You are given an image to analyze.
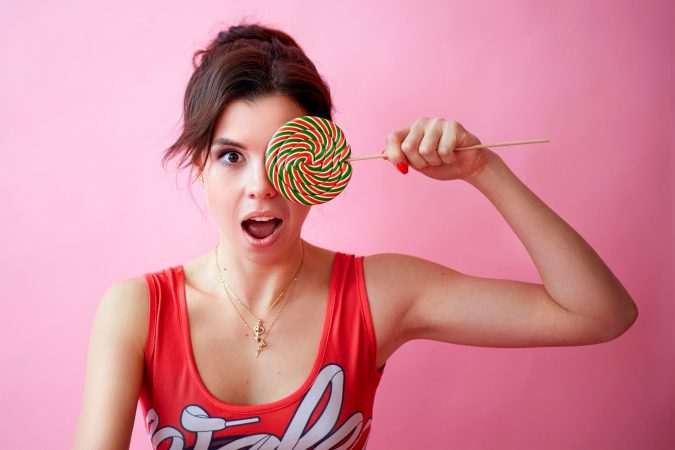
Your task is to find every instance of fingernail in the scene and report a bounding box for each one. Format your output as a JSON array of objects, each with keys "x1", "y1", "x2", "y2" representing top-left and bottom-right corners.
[{"x1": 396, "y1": 162, "x2": 409, "y2": 174}]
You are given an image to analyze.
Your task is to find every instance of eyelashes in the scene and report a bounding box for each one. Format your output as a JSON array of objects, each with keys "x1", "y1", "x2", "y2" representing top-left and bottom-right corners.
[{"x1": 218, "y1": 149, "x2": 245, "y2": 165}]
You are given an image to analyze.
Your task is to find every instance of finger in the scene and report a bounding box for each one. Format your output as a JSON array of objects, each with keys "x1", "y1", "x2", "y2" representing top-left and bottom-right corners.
[
  {"x1": 385, "y1": 127, "x2": 409, "y2": 167},
  {"x1": 417, "y1": 118, "x2": 444, "y2": 166},
  {"x1": 401, "y1": 117, "x2": 430, "y2": 169},
  {"x1": 437, "y1": 121, "x2": 460, "y2": 164}
]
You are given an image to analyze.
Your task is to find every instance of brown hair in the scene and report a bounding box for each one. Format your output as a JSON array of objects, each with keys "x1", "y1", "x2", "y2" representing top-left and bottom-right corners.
[{"x1": 163, "y1": 24, "x2": 333, "y2": 178}]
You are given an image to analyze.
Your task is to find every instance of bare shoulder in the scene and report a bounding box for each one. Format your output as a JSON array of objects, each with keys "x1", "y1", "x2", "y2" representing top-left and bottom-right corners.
[
  {"x1": 103, "y1": 275, "x2": 149, "y2": 302},
  {"x1": 363, "y1": 252, "x2": 438, "y2": 276},
  {"x1": 94, "y1": 276, "x2": 149, "y2": 357},
  {"x1": 72, "y1": 276, "x2": 149, "y2": 449},
  {"x1": 361, "y1": 253, "x2": 430, "y2": 366},
  {"x1": 362, "y1": 252, "x2": 441, "y2": 300},
  {"x1": 361, "y1": 252, "x2": 441, "y2": 319}
]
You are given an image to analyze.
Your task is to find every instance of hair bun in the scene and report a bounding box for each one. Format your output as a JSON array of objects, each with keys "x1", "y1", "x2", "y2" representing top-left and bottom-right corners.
[
  {"x1": 166, "y1": 22, "x2": 333, "y2": 173},
  {"x1": 216, "y1": 24, "x2": 298, "y2": 48}
]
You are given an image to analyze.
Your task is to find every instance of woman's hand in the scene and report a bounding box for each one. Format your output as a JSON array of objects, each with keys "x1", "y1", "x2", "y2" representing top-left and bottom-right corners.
[{"x1": 385, "y1": 117, "x2": 495, "y2": 181}]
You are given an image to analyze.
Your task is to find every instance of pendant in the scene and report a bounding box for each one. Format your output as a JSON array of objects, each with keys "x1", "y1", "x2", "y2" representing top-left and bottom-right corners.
[{"x1": 254, "y1": 319, "x2": 266, "y2": 358}]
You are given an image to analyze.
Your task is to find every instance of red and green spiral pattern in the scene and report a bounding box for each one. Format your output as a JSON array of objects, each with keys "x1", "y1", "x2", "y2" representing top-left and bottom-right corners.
[{"x1": 266, "y1": 116, "x2": 352, "y2": 205}]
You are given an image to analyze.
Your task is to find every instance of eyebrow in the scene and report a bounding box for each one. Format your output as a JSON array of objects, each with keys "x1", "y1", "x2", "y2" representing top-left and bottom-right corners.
[{"x1": 211, "y1": 137, "x2": 247, "y2": 149}]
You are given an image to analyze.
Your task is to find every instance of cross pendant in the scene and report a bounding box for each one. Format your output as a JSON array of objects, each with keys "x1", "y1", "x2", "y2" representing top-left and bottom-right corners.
[
  {"x1": 254, "y1": 319, "x2": 266, "y2": 357},
  {"x1": 253, "y1": 319, "x2": 265, "y2": 338},
  {"x1": 255, "y1": 341, "x2": 266, "y2": 358}
]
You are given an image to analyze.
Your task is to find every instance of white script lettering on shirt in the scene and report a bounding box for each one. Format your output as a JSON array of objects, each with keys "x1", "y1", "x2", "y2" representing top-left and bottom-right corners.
[{"x1": 145, "y1": 364, "x2": 371, "y2": 450}]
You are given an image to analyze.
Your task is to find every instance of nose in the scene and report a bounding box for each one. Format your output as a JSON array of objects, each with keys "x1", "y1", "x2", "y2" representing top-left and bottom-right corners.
[{"x1": 246, "y1": 158, "x2": 277, "y2": 199}]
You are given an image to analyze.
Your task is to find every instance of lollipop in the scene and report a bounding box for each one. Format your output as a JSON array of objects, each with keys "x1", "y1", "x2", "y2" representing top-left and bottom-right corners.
[
  {"x1": 266, "y1": 116, "x2": 352, "y2": 205},
  {"x1": 266, "y1": 115, "x2": 549, "y2": 205}
]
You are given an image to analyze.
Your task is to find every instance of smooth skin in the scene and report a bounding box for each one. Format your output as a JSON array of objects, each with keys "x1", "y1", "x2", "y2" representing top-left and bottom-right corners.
[{"x1": 73, "y1": 95, "x2": 638, "y2": 449}]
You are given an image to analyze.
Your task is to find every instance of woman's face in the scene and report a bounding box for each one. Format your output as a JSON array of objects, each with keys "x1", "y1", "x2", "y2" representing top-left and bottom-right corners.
[{"x1": 201, "y1": 94, "x2": 311, "y2": 263}]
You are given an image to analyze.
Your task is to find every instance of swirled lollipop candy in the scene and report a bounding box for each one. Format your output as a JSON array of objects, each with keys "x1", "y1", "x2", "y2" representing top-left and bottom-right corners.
[
  {"x1": 266, "y1": 116, "x2": 352, "y2": 205},
  {"x1": 266, "y1": 115, "x2": 550, "y2": 205}
]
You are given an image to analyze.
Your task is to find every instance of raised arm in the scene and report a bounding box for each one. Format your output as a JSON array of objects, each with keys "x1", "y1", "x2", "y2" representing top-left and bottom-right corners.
[
  {"x1": 367, "y1": 118, "x2": 637, "y2": 355},
  {"x1": 72, "y1": 277, "x2": 148, "y2": 450}
]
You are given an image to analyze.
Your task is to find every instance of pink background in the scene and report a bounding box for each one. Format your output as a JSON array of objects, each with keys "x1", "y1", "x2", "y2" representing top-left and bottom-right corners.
[{"x1": 1, "y1": 0, "x2": 672, "y2": 449}]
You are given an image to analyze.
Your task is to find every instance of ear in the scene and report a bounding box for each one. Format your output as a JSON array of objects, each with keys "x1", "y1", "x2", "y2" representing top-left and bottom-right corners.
[{"x1": 192, "y1": 153, "x2": 209, "y2": 183}]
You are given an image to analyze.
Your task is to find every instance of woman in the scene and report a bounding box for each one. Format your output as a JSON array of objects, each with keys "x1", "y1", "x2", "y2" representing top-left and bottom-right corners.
[{"x1": 73, "y1": 24, "x2": 638, "y2": 449}]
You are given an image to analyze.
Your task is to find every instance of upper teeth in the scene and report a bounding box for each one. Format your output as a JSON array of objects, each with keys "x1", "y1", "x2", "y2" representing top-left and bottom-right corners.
[{"x1": 250, "y1": 216, "x2": 275, "y2": 221}]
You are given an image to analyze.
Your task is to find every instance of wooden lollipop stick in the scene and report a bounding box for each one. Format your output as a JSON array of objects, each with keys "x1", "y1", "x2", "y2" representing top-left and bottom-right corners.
[{"x1": 347, "y1": 138, "x2": 549, "y2": 162}]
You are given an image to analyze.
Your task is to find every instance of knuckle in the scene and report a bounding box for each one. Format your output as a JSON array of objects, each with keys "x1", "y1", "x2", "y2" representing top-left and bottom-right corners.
[
  {"x1": 437, "y1": 146, "x2": 452, "y2": 157},
  {"x1": 431, "y1": 117, "x2": 445, "y2": 127},
  {"x1": 418, "y1": 144, "x2": 434, "y2": 156},
  {"x1": 444, "y1": 123, "x2": 460, "y2": 142},
  {"x1": 414, "y1": 116, "x2": 430, "y2": 127}
]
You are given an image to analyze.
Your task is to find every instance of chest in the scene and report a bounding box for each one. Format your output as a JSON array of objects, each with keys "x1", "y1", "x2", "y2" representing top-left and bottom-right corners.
[{"x1": 185, "y1": 287, "x2": 329, "y2": 406}]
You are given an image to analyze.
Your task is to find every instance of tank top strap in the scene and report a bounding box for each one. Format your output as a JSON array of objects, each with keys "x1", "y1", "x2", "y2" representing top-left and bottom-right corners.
[
  {"x1": 323, "y1": 253, "x2": 384, "y2": 386},
  {"x1": 143, "y1": 266, "x2": 183, "y2": 375}
]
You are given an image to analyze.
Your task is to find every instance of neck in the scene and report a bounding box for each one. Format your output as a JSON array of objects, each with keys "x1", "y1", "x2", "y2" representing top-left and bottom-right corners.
[{"x1": 214, "y1": 239, "x2": 305, "y2": 315}]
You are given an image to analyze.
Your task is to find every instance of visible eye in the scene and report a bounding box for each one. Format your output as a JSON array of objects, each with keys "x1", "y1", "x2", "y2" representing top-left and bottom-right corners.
[{"x1": 218, "y1": 150, "x2": 245, "y2": 165}]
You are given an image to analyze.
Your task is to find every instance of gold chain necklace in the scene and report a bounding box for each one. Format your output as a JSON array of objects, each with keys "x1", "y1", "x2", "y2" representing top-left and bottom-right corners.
[{"x1": 214, "y1": 243, "x2": 304, "y2": 358}]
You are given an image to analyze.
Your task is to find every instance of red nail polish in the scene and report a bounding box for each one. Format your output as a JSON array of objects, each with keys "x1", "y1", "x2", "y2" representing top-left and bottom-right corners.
[{"x1": 396, "y1": 162, "x2": 409, "y2": 174}]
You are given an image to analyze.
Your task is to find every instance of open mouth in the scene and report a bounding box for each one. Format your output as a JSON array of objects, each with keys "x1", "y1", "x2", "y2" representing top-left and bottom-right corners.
[{"x1": 242, "y1": 218, "x2": 283, "y2": 240}]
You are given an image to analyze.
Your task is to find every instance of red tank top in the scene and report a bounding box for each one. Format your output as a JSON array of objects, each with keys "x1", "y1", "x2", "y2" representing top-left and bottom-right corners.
[{"x1": 139, "y1": 252, "x2": 385, "y2": 450}]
